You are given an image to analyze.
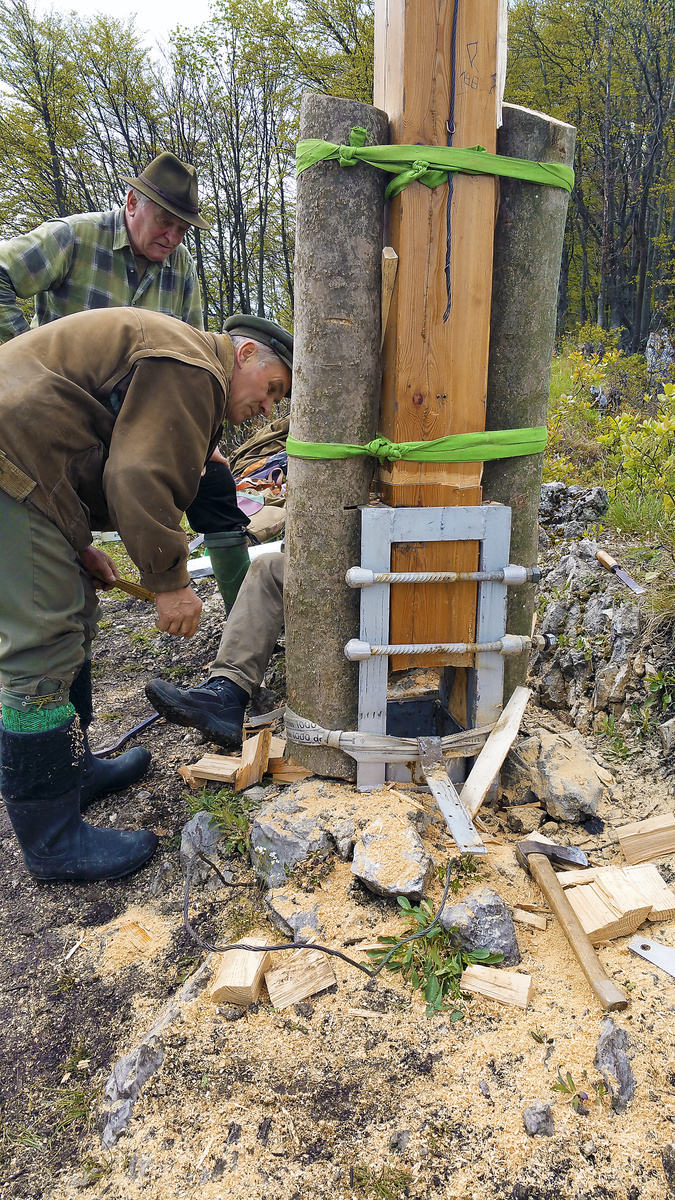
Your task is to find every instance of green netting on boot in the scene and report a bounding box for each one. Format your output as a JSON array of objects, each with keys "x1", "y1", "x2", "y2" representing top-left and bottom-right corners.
[{"x1": 2, "y1": 702, "x2": 75, "y2": 732}]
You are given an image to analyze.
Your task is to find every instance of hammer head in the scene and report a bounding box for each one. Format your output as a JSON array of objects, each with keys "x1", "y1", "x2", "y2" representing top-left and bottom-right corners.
[{"x1": 516, "y1": 838, "x2": 589, "y2": 873}]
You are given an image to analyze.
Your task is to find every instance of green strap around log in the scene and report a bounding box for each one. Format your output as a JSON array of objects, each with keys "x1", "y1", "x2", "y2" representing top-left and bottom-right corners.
[
  {"x1": 296, "y1": 127, "x2": 574, "y2": 200},
  {"x1": 286, "y1": 427, "x2": 547, "y2": 466}
]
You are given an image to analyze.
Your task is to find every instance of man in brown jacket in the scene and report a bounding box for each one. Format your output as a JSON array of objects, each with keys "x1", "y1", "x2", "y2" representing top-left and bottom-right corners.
[{"x1": 0, "y1": 307, "x2": 292, "y2": 883}]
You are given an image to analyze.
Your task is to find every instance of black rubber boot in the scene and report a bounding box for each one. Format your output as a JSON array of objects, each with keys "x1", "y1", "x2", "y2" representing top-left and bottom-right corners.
[
  {"x1": 145, "y1": 676, "x2": 248, "y2": 749},
  {"x1": 70, "y1": 660, "x2": 152, "y2": 810},
  {"x1": 0, "y1": 718, "x2": 158, "y2": 882}
]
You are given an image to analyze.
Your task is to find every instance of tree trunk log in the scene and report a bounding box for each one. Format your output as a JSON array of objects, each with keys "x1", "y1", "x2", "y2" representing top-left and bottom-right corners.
[
  {"x1": 482, "y1": 103, "x2": 576, "y2": 699},
  {"x1": 285, "y1": 93, "x2": 388, "y2": 778}
]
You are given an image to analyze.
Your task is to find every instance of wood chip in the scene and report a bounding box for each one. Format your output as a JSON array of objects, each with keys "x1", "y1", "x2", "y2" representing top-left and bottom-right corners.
[
  {"x1": 512, "y1": 907, "x2": 547, "y2": 931},
  {"x1": 264, "y1": 948, "x2": 335, "y2": 1010},
  {"x1": 617, "y1": 812, "x2": 675, "y2": 865},
  {"x1": 210, "y1": 938, "x2": 272, "y2": 1006},
  {"x1": 460, "y1": 964, "x2": 534, "y2": 1009},
  {"x1": 235, "y1": 729, "x2": 272, "y2": 792}
]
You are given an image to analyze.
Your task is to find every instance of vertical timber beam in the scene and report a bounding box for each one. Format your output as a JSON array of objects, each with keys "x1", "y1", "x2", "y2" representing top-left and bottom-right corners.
[
  {"x1": 285, "y1": 94, "x2": 388, "y2": 780},
  {"x1": 482, "y1": 103, "x2": 576, "y2": 699},
  {"x1": 374, "y1": 0, "x2": 500, "y2": 672}
]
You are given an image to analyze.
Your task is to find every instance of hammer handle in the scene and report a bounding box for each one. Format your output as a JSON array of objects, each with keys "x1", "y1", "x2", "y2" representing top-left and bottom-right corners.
[
  {"x1": 529, "y1": 853, "x2": 628, "y2": 1012},
  {"x1": 114, "y1": 578, "x2": 156, "y2": 603}
]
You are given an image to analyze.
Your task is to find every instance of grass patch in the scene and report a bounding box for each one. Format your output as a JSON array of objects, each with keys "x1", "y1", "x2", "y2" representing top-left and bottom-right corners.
[
  {"x1": 350, "y1": 1163, "x2": 413, "y2": 1198},
  {"x1": 186, "y1": 785, "x2": 263, "y2": 857}
]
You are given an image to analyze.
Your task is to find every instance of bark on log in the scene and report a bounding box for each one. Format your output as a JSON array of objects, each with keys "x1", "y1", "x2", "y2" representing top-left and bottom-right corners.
[
  {"x1": 285, "y1": 93, "x2": 388, "y2": 778},
  {"x1": 482, "y1": 103, "x2": 576, "y2": 699}
]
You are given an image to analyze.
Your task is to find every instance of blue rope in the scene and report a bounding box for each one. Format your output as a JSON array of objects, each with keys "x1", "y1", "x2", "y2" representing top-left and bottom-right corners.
[{"x1": 443, "y1": 0, "x2": 461, "y2": 323}]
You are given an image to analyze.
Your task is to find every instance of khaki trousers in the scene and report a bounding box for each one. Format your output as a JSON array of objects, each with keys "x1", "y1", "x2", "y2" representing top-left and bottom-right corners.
[
  {"x1": 0, "y1": 489, "x2": 99, "y2": 709},
  {"x1": 209, "y1": 552, "x2": 284, "y2": 696}
]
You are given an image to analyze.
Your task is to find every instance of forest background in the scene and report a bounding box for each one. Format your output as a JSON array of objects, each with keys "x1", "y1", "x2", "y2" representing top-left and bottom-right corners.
[{"x1": 1, "y1": 0, "x2": 674, "y2": 349}]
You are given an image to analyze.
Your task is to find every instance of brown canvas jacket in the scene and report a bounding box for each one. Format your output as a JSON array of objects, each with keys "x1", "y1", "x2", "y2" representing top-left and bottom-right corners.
[{"x1": 0, "y1": 308, "x2": 234, "y2": 591}]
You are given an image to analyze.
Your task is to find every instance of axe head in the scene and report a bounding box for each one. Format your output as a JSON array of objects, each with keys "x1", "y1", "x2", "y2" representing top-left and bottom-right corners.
[{"x1": 516, "y1": 838, "x2": 589, "y2": 873}]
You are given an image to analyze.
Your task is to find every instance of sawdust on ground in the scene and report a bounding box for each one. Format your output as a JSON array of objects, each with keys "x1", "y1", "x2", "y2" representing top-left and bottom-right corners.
[{"x1": 46, "y1": 730, "x2": 675, "y2": 1200}]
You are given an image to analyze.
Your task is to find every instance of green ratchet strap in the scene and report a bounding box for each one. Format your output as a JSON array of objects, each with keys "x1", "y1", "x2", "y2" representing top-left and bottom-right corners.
[
  {"x1": 296, "y1": 127, "x2": 574, "y2": 201},
  {"x1": 286, "y1": 427, "x2": 547, "y2": 466}
]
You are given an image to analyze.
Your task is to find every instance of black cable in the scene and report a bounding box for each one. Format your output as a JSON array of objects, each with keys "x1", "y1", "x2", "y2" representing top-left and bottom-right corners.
[{"x1": 183, "y1": 851, "x2": 456, "y2": 983}]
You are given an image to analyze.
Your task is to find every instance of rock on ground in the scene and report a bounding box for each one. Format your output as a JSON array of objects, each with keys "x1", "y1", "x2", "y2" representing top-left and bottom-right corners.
[
  {"x1": 503, "y1": 728, "x2": 604, "y2": 823},
  {"x1": 351, "y1": 812, "x2": 433, "y2": 902},
  {"x1": 523, "y1": 1102, "x2": 555, "y2": 1136},
  {"x1": 265, "y1": 887, "x2": 325, "y2": 941},
  {"x1": 180, "y1": 811, "x2": 222, "y2": 883},
  {"x1": 439, "y1": 886, "x2": 521, "y2": 966},
  {"x1": 594, "y1": 1017, "x2": 636, "y2": 1114}
]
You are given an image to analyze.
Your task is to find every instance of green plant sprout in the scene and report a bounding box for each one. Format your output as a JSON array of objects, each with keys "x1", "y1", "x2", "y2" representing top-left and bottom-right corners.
[{"x1": 366, "y1": 895, "x2": 503, "y2": 1019}]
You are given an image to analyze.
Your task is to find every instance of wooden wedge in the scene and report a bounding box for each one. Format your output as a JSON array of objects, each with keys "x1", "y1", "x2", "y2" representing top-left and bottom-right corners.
[{"x1": 460, "y1": 964, "x2": 534, "y2": 1009}]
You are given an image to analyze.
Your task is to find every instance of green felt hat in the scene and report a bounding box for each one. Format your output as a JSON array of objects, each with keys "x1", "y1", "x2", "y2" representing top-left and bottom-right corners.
[
  {"x1": 123, "y1": 152, "x2": 210, "y2": 230},
  {"x1": 223, "y1": 315, "x2": 294, "y2": 377}
]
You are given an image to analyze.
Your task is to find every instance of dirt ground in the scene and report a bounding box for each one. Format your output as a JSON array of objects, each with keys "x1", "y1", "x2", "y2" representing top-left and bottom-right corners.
[{"x1": 1, "y1": 573, "x2": 675, "y2": 1200}]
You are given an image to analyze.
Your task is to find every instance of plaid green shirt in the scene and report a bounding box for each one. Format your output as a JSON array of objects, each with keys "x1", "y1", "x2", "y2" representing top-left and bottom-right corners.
[{"x1": 0, "y1": 206, "x2": 204, "y2": 342}]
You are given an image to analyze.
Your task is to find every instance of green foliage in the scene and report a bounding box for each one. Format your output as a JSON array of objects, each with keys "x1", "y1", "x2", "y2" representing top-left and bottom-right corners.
[
  {"x1": 596, "y1": 713, "x2": 635, "y2": 760},
  {"x1": 351, "y1": 1163, "x2": 413, "y2": 1199},
  {"x1": 186, "y1": 785, "x2": 261, "y2": 856},
  {"x1": 552, "y1": 1069, "x2": 609, "y2": 1114},
  {"x1": 366, "y1": 896, "x2": 503, "y2": 1019}
]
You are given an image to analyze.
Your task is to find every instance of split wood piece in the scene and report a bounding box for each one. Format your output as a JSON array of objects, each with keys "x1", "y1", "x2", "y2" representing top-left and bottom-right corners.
[
  {"x1": 264, "y1": 948, "x2": 336, "y2": 1010},
  {"x1": 374, "y1": 0, "x2": 500, "y2": 669},
  {"x1": 179, "y1": 754, "x2": 241, "y2": 788},
  {"x1": 380, "y1": 247, "x2": 398, "y2": 351},
  {"x1": 210, "y1": 939, "x2": 272, "y2": 1006},
  {"x1": 512, "y1": 907, "x2": 547, "y2": 931},
  {"x1": 234, "y1": 729, "x2": 272, "y2": 792},
  {"x1": 271, "y1": 760, "x2": 312, "y2": 784},
  {"x1": 565, "y1": 882, "x2": 652, "y2": 946},
  {"x1": 267, "y1": 736, "x2": 287, "y2": 773},
  {"x1": 621, "y1": 864, "x2": 675, "y2": 921},
  {"x1": 617, "y1": 813, "x2": 675, "y2": 865},
  {"x1": 556, "y1": 863, "x2": 675, "y2": 921},
  {"x1": 460, "y1": 964, "x2": 534, "y2": 1009},
  {"x1": 462, "y1": 686, "x2": 532, "y2": 818}
]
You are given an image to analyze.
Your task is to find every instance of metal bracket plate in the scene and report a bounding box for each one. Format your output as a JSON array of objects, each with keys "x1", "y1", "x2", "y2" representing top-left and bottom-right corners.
[
  {"x1": 628, "y1": 935, "x2": 675, "y2": 979},
  {"x1": 418, "y1": 737, "x2": 487, "y2": 856}
]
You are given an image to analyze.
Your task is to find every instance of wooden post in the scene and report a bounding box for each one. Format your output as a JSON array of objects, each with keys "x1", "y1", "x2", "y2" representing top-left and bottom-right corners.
[
  {"x1": 284, "y1": 94, "x2": 388, "y2": 779},
  {"x1": 374, "y1": 0, "x2": 501, "y2": 671},
  {"x1": 482, "y1": 104, "x2": 575, "y2": 698}
]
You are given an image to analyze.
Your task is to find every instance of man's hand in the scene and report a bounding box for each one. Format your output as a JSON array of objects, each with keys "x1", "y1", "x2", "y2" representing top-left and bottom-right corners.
[
  {"x1": 155, "y1": 586, "x2": 202, "y2": 639},
  {"x1": 209, "y1": 446, "x2": 229, "y2": 466},
  {"x1": 79, "y1": 544, "x2": 119, "y2": 590}
]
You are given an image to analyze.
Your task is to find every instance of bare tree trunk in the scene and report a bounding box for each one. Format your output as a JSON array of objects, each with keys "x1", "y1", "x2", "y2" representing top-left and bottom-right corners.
[
  {"x1": 284, "y1": 92, "x2": 387, "y2": 778},
  {"x1": 482, "y1": 103, "x2": 576, "y2": 701}
]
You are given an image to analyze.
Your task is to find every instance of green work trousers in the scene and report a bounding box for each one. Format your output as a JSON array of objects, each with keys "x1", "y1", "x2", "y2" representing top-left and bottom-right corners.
[
  {"x1": 0, "y1": 488, "x2": 99, "y2": 711},
  {"x1": 209, "y1": 551, "x2": 284, "y2": 696}
]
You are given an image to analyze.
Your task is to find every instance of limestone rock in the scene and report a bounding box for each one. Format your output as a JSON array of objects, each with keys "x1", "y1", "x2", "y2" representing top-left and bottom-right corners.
[
  {"x1": 351, "y1": 813, "x2": 433, "y2": 902},
  {"x1": 523, "y1": 1102, "x2": 554, "y2": 1137},
  {"x1": 646, "y1": 329, "x2": 675, "y2": 389},
  {"x1": 251, "y1": 802, "x2": 331, "y2": 887},
  {"x1": 180, "y1": 812, "x2": 222, "y2": 883},
  {"x1": 593, "y1": 660, "x2": 631, "y2": 710},
  {"x1": 540, "y1": 600, "x2": 569, "y2": 637},
  {"x1": 265, "y1": 887, "x2": 324, "y2": 941},
  {"x1": 538, "y1": 663, "x2": 568, "y2": 709},
  {"x1": 539, "y1": 483, "x2": 608, "y2": 533},
  {"x1": 582, "y1": 593, "x2": 613, "y2": 637},
  {"x1": 530, "y1": 729, "x2": 603, "y2": 822},
  {"x1": 506, "y1": 805, "x2": 543, "y2": 834},
  {"x1": 594, "y1": 1017, "x2": 636, "y2": 1114},
  {"x1": 439, "y1": 886, "x2": 521, "y2": 966},
  {"x1": 102, "y1": 1036, "x2": 165, "y2": 1147}
]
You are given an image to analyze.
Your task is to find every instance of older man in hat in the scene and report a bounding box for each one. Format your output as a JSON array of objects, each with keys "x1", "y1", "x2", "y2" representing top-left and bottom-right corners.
[
  {"x1": 0, "y1": 307, "x2": 292, "y2": 884},
  {"x1": 0, "y1": 151, "x2": 207, "y2": 341}
]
